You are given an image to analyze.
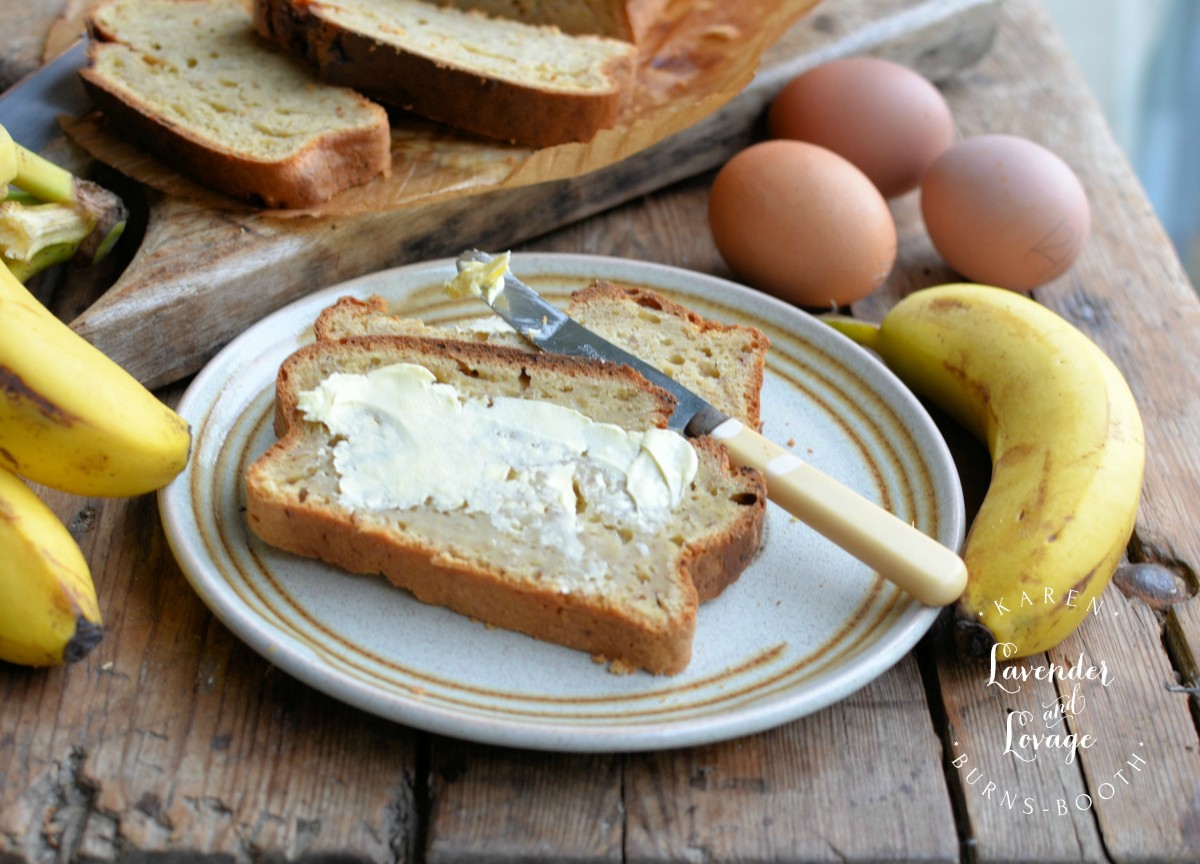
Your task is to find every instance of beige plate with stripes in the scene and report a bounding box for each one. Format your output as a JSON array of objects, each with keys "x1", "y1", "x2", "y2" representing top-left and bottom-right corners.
[{"x1": 159, "y1": 253, "x2": 965, "y2": 752}]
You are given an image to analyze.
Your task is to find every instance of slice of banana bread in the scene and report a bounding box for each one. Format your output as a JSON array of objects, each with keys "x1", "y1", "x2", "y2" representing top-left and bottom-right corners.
[
  {"x1": 252, "y1": 0, "x2": 637, "y2": 146},
  {"x1": 245, "y1": 335, "x2": 766, "y2": 675},
  {"x1": 314, "y1": 279, "x2": 770, "y2": 428},
  {"x1": 81, "y1": 0, "x2": 391, "y2": 208}
]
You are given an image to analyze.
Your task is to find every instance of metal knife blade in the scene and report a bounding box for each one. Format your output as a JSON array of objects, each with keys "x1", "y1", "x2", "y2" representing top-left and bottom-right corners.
[
  {"x1": 459, "y1": 250, "x2": 718, "y2": 435},
  {"x1": 454, "y1": 249, "x2": 969, "y2": 607},
  {"x1": 0, "y1": 39, "x2": 91, "y2": 153}
]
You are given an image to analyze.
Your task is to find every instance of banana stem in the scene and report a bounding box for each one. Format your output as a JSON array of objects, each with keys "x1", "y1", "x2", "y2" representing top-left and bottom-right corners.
[
  {"x1": 0, "y1": 200, "x2": 92, "y2": 262},
  {"x1": 13, "y1": 145, "x2": 76, "y2": 204},
  {"x1": 0, "y1": 124, "x2": 16, "y2": 188},
  {"x1": 822, "y1": 314, "x2": 883, "y2": 352},
  {"x1": 5, "y1": 242, "x2": 78, "y2": 282},
  {"x1": 72, "y1": 180, "x2": 128, "y2": 263},
  {"x1": 3, "y1": 188, "x2": 38, "y2": 205},
  {"x1": 0, "y1": 123, "x2": 129, "y2": 267}
]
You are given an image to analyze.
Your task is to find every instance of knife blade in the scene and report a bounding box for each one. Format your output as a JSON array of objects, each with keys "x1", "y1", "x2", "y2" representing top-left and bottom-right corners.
[
  {"x1": 455, "y1": 249, "x2": 968, "y2": 607},
  {"x1": 0, "y1": 39, "x2": 91, "y2": 153}
]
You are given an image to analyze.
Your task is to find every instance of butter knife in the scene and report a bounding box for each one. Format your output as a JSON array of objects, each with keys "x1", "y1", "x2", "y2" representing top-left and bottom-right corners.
[{"x1": 454, "y1": 250, "x2": 968, "y2": 607}]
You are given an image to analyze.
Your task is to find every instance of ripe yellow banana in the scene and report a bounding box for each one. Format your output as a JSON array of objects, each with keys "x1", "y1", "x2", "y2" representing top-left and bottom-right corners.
[
  {"x1": 0, "y1": 261, "x2": 191, "y2": 497},
  {"x1": 0, "y1": 465, "x2": 102, "y2": 665},
  {"x1": 827, "y1": 284, "x2": 1144, "y2": 658}
]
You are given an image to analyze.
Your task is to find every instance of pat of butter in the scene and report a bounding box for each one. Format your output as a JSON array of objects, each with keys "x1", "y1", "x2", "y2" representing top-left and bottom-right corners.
[
  {"x1": 297, "y1": 363, "x2": 698, "y2": 539},
  {"x1": 445, "y1": 252, "x2": 510, "y2": 305}
]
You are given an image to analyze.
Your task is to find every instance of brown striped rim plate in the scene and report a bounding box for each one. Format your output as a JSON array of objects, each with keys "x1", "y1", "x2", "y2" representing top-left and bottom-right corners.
[{"x1": 158, "y1": 253, "x2": 965, "y2": 752}]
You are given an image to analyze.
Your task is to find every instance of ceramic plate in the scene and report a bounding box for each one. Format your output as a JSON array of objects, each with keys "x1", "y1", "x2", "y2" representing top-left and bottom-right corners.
[{"x1": 159, "y1": 254, "x2": 964, "y2": 753}]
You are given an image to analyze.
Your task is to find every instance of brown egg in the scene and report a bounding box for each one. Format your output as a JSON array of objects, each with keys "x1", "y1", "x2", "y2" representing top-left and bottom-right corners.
[
  {"x1": 768, "y1": 57, "x2": 955, "y2": 199},
  {"x1": 920, "y1": 135, "x2": 1090, "y2": 291},
  {"x1": 708, "y1": 140, "x2": 897, "y2": 307}
]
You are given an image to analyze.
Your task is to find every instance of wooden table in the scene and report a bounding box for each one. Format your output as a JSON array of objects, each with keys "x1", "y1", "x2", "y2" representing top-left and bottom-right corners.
[{"x1": 3, "y1": 0, "x2": 1199, "y2": 861}]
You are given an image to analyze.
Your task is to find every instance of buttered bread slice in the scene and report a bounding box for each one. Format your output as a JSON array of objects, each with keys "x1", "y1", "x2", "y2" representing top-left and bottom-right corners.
[
  {"x1": 252, "y1": 0, "x2": 637, "y2": 146},
  {"x1": 82, "y1": 0, "x2": 391, "y2": 208},
  {"x1": 314, "y1": 280, "x2": 770, "y2": 431},
  {"x1": 245, "y1": 336, "x2": 766, "y2": 675}
]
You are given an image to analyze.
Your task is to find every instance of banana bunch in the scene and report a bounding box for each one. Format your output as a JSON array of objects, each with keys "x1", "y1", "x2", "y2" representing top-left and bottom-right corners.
[
  {"x1": 1, "y1": 121, "x2": 126, "y2": 281},
  {"x1": 1, "y1": 128, "x2": 191, "y2": 667},
  {"x1": 827, "y1": 284, "x2": 1144, "y2": 658}
]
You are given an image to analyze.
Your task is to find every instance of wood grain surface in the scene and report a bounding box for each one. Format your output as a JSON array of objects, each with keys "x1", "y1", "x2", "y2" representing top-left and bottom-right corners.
[{"x1": 3, "y1": 0, "x2": 1200, "y2": 862}]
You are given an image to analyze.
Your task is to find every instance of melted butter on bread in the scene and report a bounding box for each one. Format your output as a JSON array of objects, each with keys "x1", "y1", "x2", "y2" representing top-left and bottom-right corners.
[{"x1": 297, "y1": 361, "x2": 697, "y2": 576}]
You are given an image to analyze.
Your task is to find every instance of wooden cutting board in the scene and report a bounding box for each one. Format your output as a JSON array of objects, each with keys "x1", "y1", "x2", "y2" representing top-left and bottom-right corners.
[{"x1": 45, "y1": 0, "x2": 1002, "y2": 389}]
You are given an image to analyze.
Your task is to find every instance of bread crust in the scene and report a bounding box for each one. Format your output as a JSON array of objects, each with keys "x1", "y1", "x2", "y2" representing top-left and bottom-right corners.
[
  {"x1": 246, "y1": 334, "x2": 766, "y2": 674},
  {"x1": 427, "y1": 0, "x2": 667, "y2": 41},
  {"x1": 80, "y1": 63, "x2": 391, "y2": 209},
  {"x1": 245, "y1": 492, "x2": 700, "y2": 673},
  {"x1": 253, "y1": 0, "x2": 635, "y2": 146}
]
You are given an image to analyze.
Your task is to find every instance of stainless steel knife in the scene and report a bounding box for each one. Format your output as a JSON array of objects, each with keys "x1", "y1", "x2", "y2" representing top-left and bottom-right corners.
[
  {"x1": 455, "y1": 249, "x2": 968, "y2": 607},
  {"x1": 0, "y1": 39, "x2": 90, "y2": 152}
]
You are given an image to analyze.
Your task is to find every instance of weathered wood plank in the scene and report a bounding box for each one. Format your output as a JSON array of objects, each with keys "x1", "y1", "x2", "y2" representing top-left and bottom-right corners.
[
  {"x1": 935, "y1": 581, "x2": 1198, "y2": 862},
  {"x1": 1051, "y1": 588, "x2": 1200, "y2": 861},
  {"x1": 623, "y1": 654, "x2": 958, "y2": 863},
  {"x1": 0, "y1": 2, "x2": 61, "y2": 87},
  {"x1": 1164, "y1": 598, "x2": 1200, "y2": 748},
  {"x1": 6, "y1": 0, "x2": 1199, "y2": 861},
  {"x1": 424, "y1": 744, "x2": 623, "y2": 864},
  {"x1": 932, "y1": 642, "x2": 1107, "y2": 862}
]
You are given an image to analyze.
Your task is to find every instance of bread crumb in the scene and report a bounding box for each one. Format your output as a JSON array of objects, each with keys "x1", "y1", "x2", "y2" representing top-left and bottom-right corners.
[{"x1": 591, "y1": 653, "x2": 636, "y2": 675}]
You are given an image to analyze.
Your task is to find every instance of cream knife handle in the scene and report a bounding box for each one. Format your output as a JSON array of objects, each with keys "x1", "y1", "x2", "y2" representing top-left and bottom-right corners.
[{"x1": 709, "y1": 418, "x2": 968, "y2": 606}]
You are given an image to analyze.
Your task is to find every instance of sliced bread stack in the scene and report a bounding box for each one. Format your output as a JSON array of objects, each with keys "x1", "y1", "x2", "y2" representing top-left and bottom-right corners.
[{"x1": 245, "y1": 282, "x2": 769, "y2": 674}]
